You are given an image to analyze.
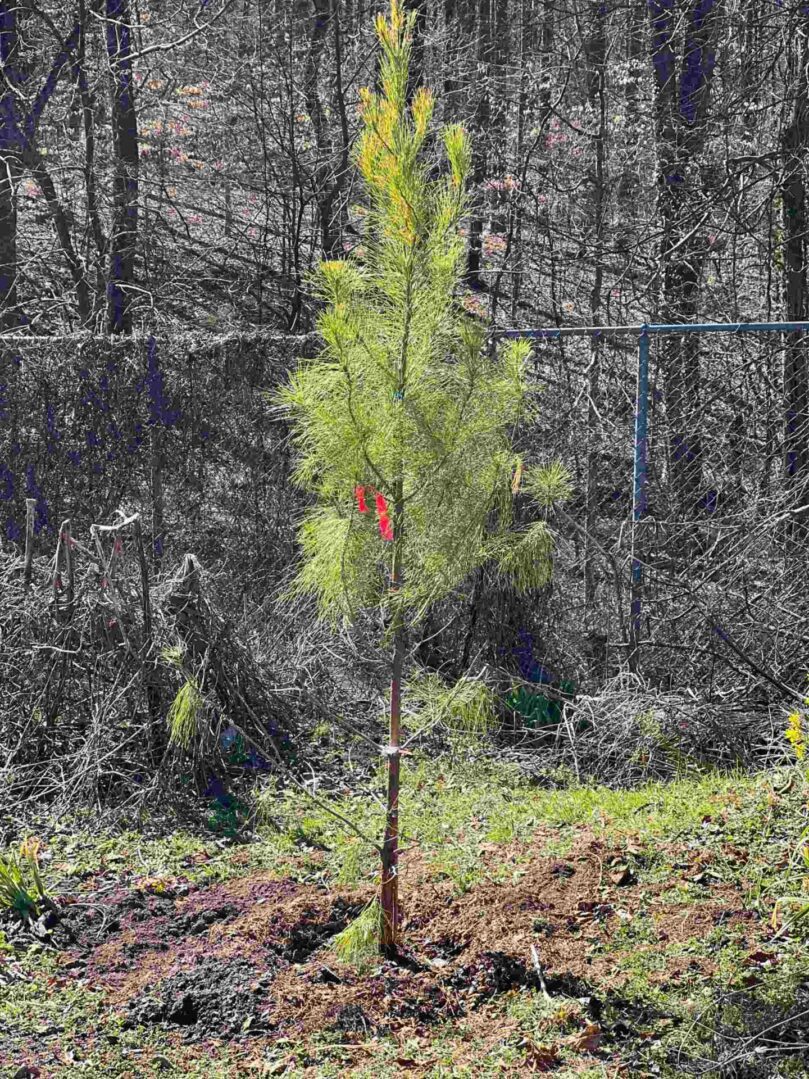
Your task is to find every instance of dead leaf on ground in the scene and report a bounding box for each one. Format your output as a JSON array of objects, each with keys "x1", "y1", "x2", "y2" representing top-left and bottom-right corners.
[
  {"x1": 609, "y1": 863, "x2": 634, "y2": 886},
  {"x1": 518, "y1": 1039, "x2": 560, "y2": 1072},
  {"x1": 566, "y1": 1022, "x2": 602, "y2": 1053}
]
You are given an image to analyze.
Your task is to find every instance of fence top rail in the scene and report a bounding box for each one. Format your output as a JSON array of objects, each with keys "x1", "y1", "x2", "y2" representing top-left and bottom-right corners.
[
  {"x1": 0, "y1": 330, "x2": 316, "y2": 345},
  {"x1": 497, "y1": 321, "x2": 809, "y2": 339}
]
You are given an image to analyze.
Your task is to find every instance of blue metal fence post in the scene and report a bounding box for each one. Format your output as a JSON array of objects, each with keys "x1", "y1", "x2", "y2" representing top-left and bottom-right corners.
[
  {"x1": 629, "y1": 324, "x2": 650, "y2": 670},
  {"x1": 495, "y1": 319, "x2": 809, "y2": 678}
]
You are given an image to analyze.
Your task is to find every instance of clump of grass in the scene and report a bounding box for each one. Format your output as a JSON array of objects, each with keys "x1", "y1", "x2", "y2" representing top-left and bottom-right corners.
[
  {"x1": 167, "y1": 677, "x2": 203, "y2": 749},
  {"x1": 432, "y1": 843, "x2": 483, "y2": 894},
  {"x1": 0, "y1": 838, "x2": 50, "y2": 922},
  {"x1": 332, "y1": 899, "x2": 381, "y2": 967},
  {"x1": 161, "y1": 644, "x2": 185, "y2": 669}
]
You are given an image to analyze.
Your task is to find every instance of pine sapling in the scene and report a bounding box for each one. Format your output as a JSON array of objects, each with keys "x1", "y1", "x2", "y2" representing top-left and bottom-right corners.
[{"x1": 277, "y1": 0, "x2": 570, "y2": 954}]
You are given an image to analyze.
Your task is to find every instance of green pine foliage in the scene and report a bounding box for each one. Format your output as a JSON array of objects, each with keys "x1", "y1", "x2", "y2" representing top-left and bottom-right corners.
[
  {"x1": 407, "y1": 672, "x2": 497, "y2": 737},
  {"x1": 277, "y1": 0, "x2": 569, "y2": 625},
  {"x1": 331, "y1": 899, "x2": 382, "y2": 968}
]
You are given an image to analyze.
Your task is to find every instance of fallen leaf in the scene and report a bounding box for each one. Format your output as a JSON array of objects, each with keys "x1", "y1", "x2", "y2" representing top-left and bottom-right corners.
[
  {"x1": 525, "y1": 1042, "x2": 559, "y2": 1071},
  {"x1": 567, "y1": 1022, "x2": 602, "y2": 1053},
  {"x1": 609, "y1": 864, "x2": 634, "y2": 886}
]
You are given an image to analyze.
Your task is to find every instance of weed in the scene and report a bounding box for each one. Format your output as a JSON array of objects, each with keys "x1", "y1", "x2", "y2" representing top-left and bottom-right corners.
[
  {"x1": 0, "y1": 838, "x2": 50, "y2": 922},
  {"x1": 206, "y1": 794, "x2": 249, "y2": 838},
  {"x1": 785, "y1": 711, "x2": 806, "y2": 761},
  {"x1": 431, "y1": 841, "x2": 484, "y2": 894}
]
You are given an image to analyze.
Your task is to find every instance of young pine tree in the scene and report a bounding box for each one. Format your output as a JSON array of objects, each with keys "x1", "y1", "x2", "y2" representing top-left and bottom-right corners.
[{"x1": 278, "y1": 0, "x2": 569, "y2": 954}]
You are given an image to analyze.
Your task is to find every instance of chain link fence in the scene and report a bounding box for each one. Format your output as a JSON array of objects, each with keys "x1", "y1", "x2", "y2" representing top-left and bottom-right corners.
[
  {"x1": 0, "y1": 331, "x2": 319, "y2": 582},
  {"x1": 505, "y1": 324, "x2": 809, "y2": 773},
  {"x1": 1, "y1": 327, "x2": 806, "y2": 793}
]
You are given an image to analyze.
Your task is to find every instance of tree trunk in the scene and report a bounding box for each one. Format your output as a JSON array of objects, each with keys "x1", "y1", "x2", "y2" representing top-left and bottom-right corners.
[
  {"x1": 304, "y1": 0, "x2": 344, "y2": 258},
  {"x1": 649, "y1": 0, "x2": 721, "y2": 515},
  {"x1": 466, "y1": 0, "x2": 490, "y2": 292},
  {"x1": 782, "y1": 22, "x2": 809, "y2": 524},
  {"x1": 106, "y1": 0, "x2": 138, "y2": 334},
  {"x1": 538, "y1": 0, "x2": 554, "y2": 115},
  {"x1": 585, "y1": 0, "x2": 607, "y2": 628},
  {"x1": 380, "y1": 495, "x2": 405, "y2": 955},
  {"x1": 0, "y1": 0, "x2": 26, "y2": 327},
  {"x1": 22, "y1": 147, "x2": 91, "y2": 323},
  {"x1": 380, "y1": 261, "x2": 411, "y2": 955},
  {"x1": 76, "y1": 0, "x2": 106, "y2": 316},
  {"x1": 406, "y1": 0, "x2": 427, "y2": 102}
]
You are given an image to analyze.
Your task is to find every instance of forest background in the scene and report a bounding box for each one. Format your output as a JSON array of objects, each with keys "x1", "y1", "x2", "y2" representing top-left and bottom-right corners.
[
  {"x1": 2, "y1": 0, "x2": 809, "y2": 793},
  {"x1": 4, "y1": 4, "x2": 809, "y2": 1073}
]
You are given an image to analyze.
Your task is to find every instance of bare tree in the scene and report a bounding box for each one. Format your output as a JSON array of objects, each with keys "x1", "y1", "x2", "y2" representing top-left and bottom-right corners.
[
  {"x1": 649, "y1": 0, "x2": 723, "y2": 512},
  {"x1": 781, "y1": 11, "x2": 809, "y2": 515},
  {"x1": 105, "y1": 0, "x2": 138, "y2": 334}
]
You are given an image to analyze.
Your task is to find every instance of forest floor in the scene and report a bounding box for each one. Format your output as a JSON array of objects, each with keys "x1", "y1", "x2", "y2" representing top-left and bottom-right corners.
[{"x1": 3, "y1": 757, "x2": 809, "y2": 1078}]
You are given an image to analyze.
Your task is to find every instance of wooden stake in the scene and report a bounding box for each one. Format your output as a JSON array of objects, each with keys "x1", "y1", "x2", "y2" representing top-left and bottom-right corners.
[{"x1": 54, "y1": 519, "x2": 75, "y2": 621}]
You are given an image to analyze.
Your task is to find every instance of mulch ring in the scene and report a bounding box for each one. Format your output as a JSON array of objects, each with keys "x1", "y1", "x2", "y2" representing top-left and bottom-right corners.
[{"x1": 45, "y1": 828, "x2": 769, "y2": 1055}]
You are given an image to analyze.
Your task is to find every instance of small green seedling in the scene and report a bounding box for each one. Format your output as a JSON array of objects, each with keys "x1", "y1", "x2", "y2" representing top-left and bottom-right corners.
[{"x1": 0, "y1": 837, "x2": 51, "y2": 922}]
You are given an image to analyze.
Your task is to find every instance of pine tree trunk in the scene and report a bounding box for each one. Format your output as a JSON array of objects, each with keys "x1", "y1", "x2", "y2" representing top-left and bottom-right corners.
[
  {"x1": 381, "y1": 253, "x2": 412, "y2": 954},
  {"x1": 380, "y1": 504, "x2": 405, "y2": 955}
]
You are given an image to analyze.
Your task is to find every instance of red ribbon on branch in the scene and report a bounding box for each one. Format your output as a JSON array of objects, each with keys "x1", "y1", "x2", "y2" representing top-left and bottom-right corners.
[
  {"x1": 374, "y1": 491, "x2": 393, "y2": 541},
  {"x1": 354, "y1": 484, "x2": 393, "y2": 541}
]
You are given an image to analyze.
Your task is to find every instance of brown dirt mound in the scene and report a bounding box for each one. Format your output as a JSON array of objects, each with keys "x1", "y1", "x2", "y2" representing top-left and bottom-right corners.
[{"x1": 52, "y1": 828, "x2": 766, "y2": 1052}]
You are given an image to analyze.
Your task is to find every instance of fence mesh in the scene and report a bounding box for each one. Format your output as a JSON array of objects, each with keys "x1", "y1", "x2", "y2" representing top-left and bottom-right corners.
[
  {"x1": 0, "y1": 332, "x2": 317, "y2": 586},
  {"x1": 525, "y1": 328, "x2": 808, "y2": 707},
  {"x1": 0, "y1": 328, "x2": 806, "y2": 729}
]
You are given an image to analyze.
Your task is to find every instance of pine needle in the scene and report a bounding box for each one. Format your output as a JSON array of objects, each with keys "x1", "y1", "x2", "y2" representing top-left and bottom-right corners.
[
  {"x1": 332, "y1": 899, "x2": 381, "y2": 967},
  {"x1": 408, "y1": 672, "x2": 497, "y2": 736},
  {"x1": 496, "y1": 521, "x2": 555, "y2": 593}
]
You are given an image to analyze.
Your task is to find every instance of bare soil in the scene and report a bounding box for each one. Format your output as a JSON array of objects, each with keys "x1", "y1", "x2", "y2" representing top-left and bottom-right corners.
[{"x1": 23, "y1": 824, "x2": 773, "y2": 1074}]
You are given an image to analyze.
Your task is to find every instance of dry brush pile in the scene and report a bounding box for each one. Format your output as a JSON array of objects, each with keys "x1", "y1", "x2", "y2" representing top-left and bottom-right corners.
[{"x1": 0, "y1": 515, "x2": 304, "y2": 808}]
